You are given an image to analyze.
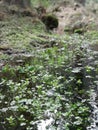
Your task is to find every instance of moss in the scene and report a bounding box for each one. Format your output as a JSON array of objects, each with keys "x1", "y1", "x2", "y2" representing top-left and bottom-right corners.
[
  {"x1": 74, "y1": 28, "x2": 85, "y2": 34},
  {"x1": 41, "y1": 14, "x2": 59, "y2": 30}
]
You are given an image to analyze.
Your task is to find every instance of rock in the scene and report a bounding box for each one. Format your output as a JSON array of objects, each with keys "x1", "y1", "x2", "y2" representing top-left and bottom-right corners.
[
  {"x1": 65, "y1": 21, "x2": 87, "y2": 34},
  {"x1": 72, "y1": 21, "x2": 87, "y2": 34}
]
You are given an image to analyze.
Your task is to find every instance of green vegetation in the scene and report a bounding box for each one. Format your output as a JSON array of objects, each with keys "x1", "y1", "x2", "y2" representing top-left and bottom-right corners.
[
  {"x1": 1, "y1": 30, "x2": 98, "y2": 129},
  {"x1": 0, "y1": 0, "x2": 98, "y2": 130}
]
